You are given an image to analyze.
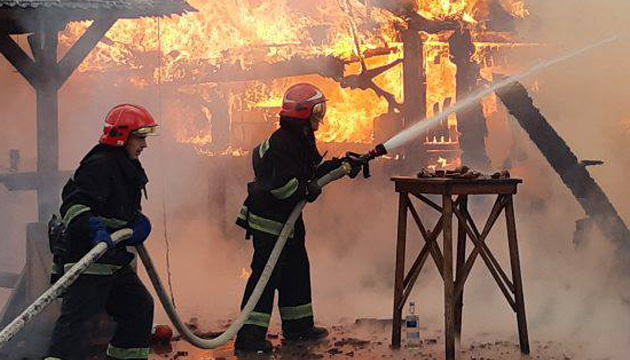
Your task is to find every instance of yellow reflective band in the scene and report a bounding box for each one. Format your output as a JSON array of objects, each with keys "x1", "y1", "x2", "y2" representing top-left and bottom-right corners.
[
  {"x1": 237, "y1": 205, "x2": 248, "y2": 221},
  {"x1": 259, "y1": 138, "x2": 270, "y2": 158},
  {"x1": 280, "y1": 303, "x2": 313, "y2": 320},
  {"x1": 51, "y1": 262, "x2": 61, "y2": 275},
  {"x1": 99, "y1": 216, "x2": 128, "y2": 230},
  {"x1": 247, "y1": 213, "x2": 293, "y2": 238},
  {"x1": 61, "y1": 205, "x2": 128, "y2": 230},
  {"x1": 244, "y1": 311, "x2": 271, "y2": 328},
  {"x1": 63, "y1": 204, "x2": 91, "y2": 227},
  {"x1": 64, "y1": 263, "x2": 123, "y2": 276},
  {"x1": 270, "y1": 178, "x2": 299, "y2": 200},
  {"x1": 106, "y1": 344, "x2": 150, "y2": 359}
]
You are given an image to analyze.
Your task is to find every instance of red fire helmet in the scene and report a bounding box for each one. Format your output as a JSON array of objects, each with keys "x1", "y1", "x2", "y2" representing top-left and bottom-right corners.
[
  {"x1": 100, "y1": 104, "x2": 158, "y2": 147},
  {"x1": 279, "y1": 83, "x2": 327, "y2": 120}
]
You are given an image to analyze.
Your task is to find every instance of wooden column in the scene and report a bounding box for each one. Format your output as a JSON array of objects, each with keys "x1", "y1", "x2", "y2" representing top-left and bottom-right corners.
[
  {"x1": 391, "y1": 193, "x2": 408, "y2": 348},
  {"x1": 401, "y1": 28, "x2": 427, "y2": 166},
  {"x1": 442, "y1": 193, "x2": 456, "y2": 360},
  {"x1": 449, "y1": 28, "x2": 490, "y2": 170},
  {"x1": 34, "y1": 24, "x2": 60, "y2": 222},
  {"x1": 454, "y1": 196, "x2": 467, "y2": 343},
  {"x1": 0, "y1": 18, "x2": 117, "y2": 222},
  {"x1": 505, "y1": 195, "x2": 530, "y2": 354}
]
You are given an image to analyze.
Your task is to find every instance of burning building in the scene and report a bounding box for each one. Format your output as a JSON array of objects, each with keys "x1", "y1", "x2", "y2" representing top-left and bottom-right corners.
[{"x1": 59, "y1": 0, "x2": 535, "y2": 171}]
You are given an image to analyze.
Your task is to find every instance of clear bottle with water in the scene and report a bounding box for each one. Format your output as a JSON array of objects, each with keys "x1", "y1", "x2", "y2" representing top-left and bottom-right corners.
[{"x1": 405, "y1": 301, "x2": 421, "y2": 347}]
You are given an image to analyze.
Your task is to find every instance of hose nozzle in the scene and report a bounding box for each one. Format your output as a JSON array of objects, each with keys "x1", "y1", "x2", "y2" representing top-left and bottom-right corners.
[
  {"x1": 345, "y1": 143, "x2": 388, "y2": 179},
  {"x1": 366, "y1": 143, "x2": 387, "y2": 161}
]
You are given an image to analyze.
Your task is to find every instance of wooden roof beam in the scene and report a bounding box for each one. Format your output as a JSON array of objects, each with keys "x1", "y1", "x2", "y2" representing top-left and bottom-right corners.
[
  {"x1": 57, "y1": 15, "x2": 117, "y2": 87},
  {"x1": 0, "y1": 29, "x2": 39, "y2": 86}
]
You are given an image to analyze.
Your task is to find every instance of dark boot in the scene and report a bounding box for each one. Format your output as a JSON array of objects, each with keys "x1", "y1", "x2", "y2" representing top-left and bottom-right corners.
[
  {"x1": 283, "y1": 326, "x2": 329, "y2": 341},
  {"x1": 234, "y1": 326, "x2": 273, "y2": 354}
]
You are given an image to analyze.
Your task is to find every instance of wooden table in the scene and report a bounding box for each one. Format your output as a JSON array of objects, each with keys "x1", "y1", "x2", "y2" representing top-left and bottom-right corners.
[{"x1": 390, "y1": 177, "x2": 529, "y2": 359}]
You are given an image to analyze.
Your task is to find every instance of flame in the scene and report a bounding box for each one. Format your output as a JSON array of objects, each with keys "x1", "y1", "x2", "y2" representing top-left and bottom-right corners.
[
  {"x1": 415, "y1": 0, "x2": 480, "y2": 22},
  {"x1": 427, "y1": 156, "x2": 461, "y2": 171},
  {"x1": 58, "y1": 0, "x2": 530, "y2": 154}
]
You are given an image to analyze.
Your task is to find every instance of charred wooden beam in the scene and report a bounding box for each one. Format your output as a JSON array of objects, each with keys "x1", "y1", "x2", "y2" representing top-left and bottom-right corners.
[
  {"x1": 449, "y1": 28, "x2": 490, "y2": 170},
  {"x1": 356, "y1": 0, "x2": 458, "y2": 33},
  {"x1": 401, "y1": 28, "x2": 427, "y2": 164},
  {"x1": 169, "y1": 55, "x2": 346, "y2": 86},
  {"x1": 495, "y1": 81, "x2": 630, "y2": 251},
  {"x1": 339, "y1": 59, "x2": 402, "y2": 111}
]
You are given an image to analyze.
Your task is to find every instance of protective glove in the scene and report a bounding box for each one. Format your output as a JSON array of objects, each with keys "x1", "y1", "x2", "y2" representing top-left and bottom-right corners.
[
  {"x1": 343, "y1": 152, "x2": 364, "y2": 179},
  {"x1": 88, "y1": 217, "x2": 115, "y2": 248},
  {"x1": 126, "y1": 213, "x2": 152, "y2": 246},
  {"x1": 306, "y1": 180, "x2": 322, "y2": 203}
]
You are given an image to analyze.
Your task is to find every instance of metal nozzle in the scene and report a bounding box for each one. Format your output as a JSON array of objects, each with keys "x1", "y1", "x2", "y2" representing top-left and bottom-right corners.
[{"x1": 366, "y1": 143, "x2": 387, "y2": 161}]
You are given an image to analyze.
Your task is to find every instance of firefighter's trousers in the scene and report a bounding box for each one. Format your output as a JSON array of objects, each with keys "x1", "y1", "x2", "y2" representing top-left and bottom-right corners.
[
  {"x1": 46, "y1": 266, "x2": 154, "y2": 360},
  {"x1": 238, "y1": 229, "x2": 315, "y2": 340}
]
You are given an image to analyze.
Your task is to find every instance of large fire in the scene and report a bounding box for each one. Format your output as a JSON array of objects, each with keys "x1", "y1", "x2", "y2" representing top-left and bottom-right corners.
[{"x1": 60, "y1": 0, "x2": 531, "y2": 159}]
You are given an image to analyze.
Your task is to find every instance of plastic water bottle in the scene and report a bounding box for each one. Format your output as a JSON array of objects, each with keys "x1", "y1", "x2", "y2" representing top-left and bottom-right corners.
[{"x1": 405, "y1": 301, "x2": 421, "y2": 347}]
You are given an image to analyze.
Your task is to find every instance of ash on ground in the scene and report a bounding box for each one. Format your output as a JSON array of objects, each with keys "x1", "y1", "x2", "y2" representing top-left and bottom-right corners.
[{"x1": 150, "y1": 318, "x2": 577, "y2": 360}]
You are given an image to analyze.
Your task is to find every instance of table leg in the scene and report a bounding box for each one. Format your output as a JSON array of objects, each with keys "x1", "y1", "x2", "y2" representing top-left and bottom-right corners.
[
  {"x1": 392, "y1": 193, "x2": 408, "y2": 349},
  {"x1": 443, "y1": 194, "x2": 456, "y2": 360},
  {"x1": 505, "y1": 195, "x2": 530, "y2": 355},
  {"x1": 454, "y1": 196, "x2": 468, "y2": 346}
]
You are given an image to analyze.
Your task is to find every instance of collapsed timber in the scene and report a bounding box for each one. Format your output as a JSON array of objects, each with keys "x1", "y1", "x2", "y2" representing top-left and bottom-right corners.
[{"x1": 495, "y1": 81, "x2": 630, "y2": 253}]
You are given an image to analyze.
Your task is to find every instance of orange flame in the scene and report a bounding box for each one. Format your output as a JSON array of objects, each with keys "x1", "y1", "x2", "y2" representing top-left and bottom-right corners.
[{"x1": 59, "y1": 0, "x2": 530, "y2": 153}]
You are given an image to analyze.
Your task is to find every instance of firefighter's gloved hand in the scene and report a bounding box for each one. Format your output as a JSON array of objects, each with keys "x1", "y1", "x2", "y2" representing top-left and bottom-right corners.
[
  {"x1": 127, "y1": 213, "x2": 152, "y2": 246},
  {"x1": 306, "y1": 180, "x2": 322, "y2": 203},
  {"x1": 343, "y1": 153, "x2": 364, "y2": 179},
  {"x1": 88, "y1": 217, "x2": 115, "y2": 248}
]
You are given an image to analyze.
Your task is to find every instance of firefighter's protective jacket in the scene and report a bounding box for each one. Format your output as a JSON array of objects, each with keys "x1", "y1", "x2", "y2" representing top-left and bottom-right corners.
[
  {"x1": 53, "y1": 144, "x2": 148, "y2": 278},
  {"x1": 236, "y1": 120, "x2": 342, "y2": 239}
]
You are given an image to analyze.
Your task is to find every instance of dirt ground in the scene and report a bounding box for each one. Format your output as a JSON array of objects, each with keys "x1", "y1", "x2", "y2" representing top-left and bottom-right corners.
[{"x1": 149, "y1": 318, "x2": 576, "y2": 360}]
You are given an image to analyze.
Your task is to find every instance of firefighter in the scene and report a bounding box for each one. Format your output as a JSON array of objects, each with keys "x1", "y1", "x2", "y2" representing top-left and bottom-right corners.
[
  {"x1": 234, "y1": 83, "x2": 360, "y2": 353},
  {"x1": 46, "y1": 104, "x2": 158, "y2": 360}
]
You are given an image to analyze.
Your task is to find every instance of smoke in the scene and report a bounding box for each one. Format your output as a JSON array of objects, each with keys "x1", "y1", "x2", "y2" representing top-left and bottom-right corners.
[{"x1": 0, "y1": 1, "x2": 628, "y2": 359}]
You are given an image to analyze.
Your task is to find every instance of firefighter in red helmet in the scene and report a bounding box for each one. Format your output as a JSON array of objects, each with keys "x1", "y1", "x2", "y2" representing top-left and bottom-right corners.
[
  {"x1": 46, "y1": 104, "x2": 157, "y2": 360},
  {"x1": 235, "y1": 84, "x2": 361, "y2": 353}
]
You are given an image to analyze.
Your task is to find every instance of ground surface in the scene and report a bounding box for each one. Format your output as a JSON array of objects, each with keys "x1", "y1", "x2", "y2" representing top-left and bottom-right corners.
[{"x1": 149, "y1": 319, "x2": 576, "y2": 360}]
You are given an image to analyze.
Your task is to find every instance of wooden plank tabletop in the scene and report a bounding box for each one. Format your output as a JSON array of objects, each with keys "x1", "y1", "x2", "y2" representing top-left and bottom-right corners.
[{"x1": 391, "y1": 176, "x2": 522, "y2": 195}]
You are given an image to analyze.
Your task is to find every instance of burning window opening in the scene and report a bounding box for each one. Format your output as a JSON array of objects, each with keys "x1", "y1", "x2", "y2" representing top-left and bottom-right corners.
[{"x1": 57, "y1": 0, "x2": 536, "y2": 168}]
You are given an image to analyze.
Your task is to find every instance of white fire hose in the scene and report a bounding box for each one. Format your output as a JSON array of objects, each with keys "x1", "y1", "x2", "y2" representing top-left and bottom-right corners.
[
  {"x1": 0, "y1": 228, "x2": 134, "y2": 347},
  {"x1": 0, "y1": 163, "x2": 351, "y2": 350},
  {"x1": 138, "y1": 163, "x2": 352, "y2": 349}
]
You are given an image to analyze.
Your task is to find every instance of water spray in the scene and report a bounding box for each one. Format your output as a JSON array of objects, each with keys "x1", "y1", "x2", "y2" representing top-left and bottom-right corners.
[{"x1": 381, "y1": 36, "x2": 619, "y2": 153}]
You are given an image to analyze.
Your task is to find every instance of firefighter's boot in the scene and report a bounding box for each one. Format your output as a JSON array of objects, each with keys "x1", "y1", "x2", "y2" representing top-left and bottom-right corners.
[
  {"x1": 234, "y1": 326, "x2": 273, "y2": 354},
  {"x1": 283, "y1": 325, "x2": 329, "y2": 342}
]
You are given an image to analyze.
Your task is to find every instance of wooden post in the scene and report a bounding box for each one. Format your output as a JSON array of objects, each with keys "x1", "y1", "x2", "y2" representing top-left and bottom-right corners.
[
  {"x1": 505, "y1": 195, "x2": 530, "y2": 354},
  {"x1": 391, "y1": 193, "x2": 408, "y2": 349},
  {"x1": 401, "y1": 29, "x2": 426, "y2": 166},
  {"x1": 34, "y1": 24, "x2": 60, "y2": 222},
  {"x1": 443, "y1": 193, "x2": 456, "y2": 360},
  {"x1": 454, "y1": 196, "x2": 467, "y2": 344},
  {"x1": 449, "y1": 28, "x2": 490, "y2": 170}
]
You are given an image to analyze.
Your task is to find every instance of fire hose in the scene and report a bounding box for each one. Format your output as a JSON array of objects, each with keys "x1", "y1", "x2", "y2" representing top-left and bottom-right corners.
[
  {"x1": 0, "y1": 228, "x2": 134, "y2": 347},
  {"x1": 0, "y1": 145, "x2": 389, "y2": 350},
  {"x1": 137, "y1": 162, "x2": 356, "y2": 349}
]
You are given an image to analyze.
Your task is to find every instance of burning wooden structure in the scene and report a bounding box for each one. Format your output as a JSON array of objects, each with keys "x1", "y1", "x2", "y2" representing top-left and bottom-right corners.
[{"x1": 60, "y1": 0, "x2": 534, "y2": 165}]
